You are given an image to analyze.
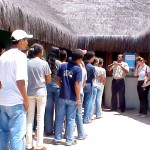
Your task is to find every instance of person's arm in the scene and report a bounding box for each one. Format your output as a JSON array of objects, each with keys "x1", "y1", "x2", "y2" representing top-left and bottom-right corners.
[
  {"x1": 102, "y1": 77, "x2": 106, "y2": 85},
  {"x1": 74, "y1": 81, "x2": 81, "y2": 108},
  {"x1": 107, "y1": 62, "x2": 118, "y2": 71},
  {"x1": 16, "y1": 80, "x2": 28, "y2": 112},
  {"x1": 107, "y1": 63, "x2": 114, "y2": 71},
  {"x1": 82, "y1": 80, "x2": 86, "y2": 88},
  {"x1": 45, "y1": 74, "x2": 51, "y2": 83},
  {"x1": 56, "y1": 76, "x2": 62, "y2": 88},
  {"x1": 117, "y1": 63, "x2": 129, "y2": 74},
  {"x1": 134, "y1": 64, "x2": 140, "y2": 76},
  {"x1": 100, "y1": 75, "x2": 106, "y2": 85},
  {"x1": 120, "y1": 66, "x2": 129, "y2": 74},
  {"x1": 92, "y1": 66, "x2": 96, "y2": 82},
  {"x1": 82, "y1": 67, "x2": 87, "y2": 88},
  {"x1": 147, "y1": 72, "x2": 150, "y2": 82},
  {"x1": 0, "y1": 81, "x2": 2, "y2": 88}
]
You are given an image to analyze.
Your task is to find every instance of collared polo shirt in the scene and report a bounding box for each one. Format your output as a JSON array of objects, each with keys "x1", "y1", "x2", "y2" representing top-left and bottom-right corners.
[{"x1": 111, "y1": 62, "x2": 129, "y2": 79}]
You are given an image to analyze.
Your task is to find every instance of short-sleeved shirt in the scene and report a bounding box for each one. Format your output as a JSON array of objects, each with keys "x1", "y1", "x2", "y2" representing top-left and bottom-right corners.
[
  {"x1": 27, "y1": 57, "x2": 51, "y2": 96},
  {"x1": 57, "y1": 61, "x2": 82, "y2": 101},
  {"x1": 111, "y1": 62, "x2": 129, "y2": 79},
  {"x1": 100, "y1": 67, "x2": 106, "y2": 85},
  {"x1": 100, "y1": 67, "x2": 106, "y2": 78},
  {"x1": 80, "y1": 65, "x2": 87, "y2": 94},
  {"x1": 84, "y1": 61, "x2": 95, "y2": 86},
  {"x1": 0, "y1": 48, "x2": 28, "y2": 106},
  {"x1": 93, "y1": 66, "x2": 103, "y2": 87},
  {"x1": 138, "y1": 65, "x2": 150, "y2": 81}
]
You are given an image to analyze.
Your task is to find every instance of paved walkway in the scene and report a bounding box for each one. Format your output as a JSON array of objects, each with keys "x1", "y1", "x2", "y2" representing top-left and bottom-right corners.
[{"x1": 34, "y1": 110, "x2": 150, "y2": 150}]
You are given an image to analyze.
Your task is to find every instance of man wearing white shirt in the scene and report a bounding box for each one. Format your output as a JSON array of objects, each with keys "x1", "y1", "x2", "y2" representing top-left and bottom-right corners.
[
  {"x1": 0, "y1": 29, "x2": 33, "y2": 150},
  {"x1": 107, "y1": 54, "x2": 129, "y2": 112}
]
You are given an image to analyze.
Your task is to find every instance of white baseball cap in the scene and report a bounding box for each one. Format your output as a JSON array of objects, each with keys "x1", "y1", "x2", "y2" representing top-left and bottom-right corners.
[{"x1": 11, "y1": 29, "x2": 33, "y2": 41}]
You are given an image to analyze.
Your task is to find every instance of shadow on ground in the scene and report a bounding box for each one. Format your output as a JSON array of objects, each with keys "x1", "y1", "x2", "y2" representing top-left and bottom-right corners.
[{"x1": 103, "y1": 108, "x2": 150, "y2": 125}]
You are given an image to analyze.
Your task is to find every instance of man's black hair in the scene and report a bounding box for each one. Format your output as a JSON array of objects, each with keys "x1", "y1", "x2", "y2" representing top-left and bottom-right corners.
[
  {"x1": 27, "y1": 49, "x2": 35, "y2": 59},
  {"x1": 60, "y1": 50, "x2": 67, "y2": 62},
  {"x1": 11, "y1": 37, "x2": 20, "y2": 45},
  {"x1": 47, "y1": 47, "x2": 60, "y2": 61},
  {"x1": 118, "y1": 53, "x2": 124, "y2": 58},
  {"x1": 72, "y1": 49, "x2": 84, "y2": 61},
  {"x1": 84, "y1": 51, "x2": 95, "y2": 60}
]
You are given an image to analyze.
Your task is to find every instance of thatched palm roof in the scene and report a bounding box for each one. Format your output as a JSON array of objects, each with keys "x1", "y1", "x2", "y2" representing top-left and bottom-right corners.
[{"x1": 1, "y1": 0, "x2": 150, "y2": 51}]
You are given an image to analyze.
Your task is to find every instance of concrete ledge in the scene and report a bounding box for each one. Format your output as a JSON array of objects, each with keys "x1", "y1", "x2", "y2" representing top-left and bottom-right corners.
[{"x1": 105, "y1": 77, "x2": 150, "y2": 109}]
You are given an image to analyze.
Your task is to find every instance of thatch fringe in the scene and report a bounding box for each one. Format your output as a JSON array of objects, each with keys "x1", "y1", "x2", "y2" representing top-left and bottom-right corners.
[
  {"x1": 1, "y1": 0, "x2": 150, "y2": 52},
  {"x1": 0, "y1": 0, "x2": 78, "y2": 50},
  {"x1": 77, "y1": 34, "x2": 150, "y2": 52}
]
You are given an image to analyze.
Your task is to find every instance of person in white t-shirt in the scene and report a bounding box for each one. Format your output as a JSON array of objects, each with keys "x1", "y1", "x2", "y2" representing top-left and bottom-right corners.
[
  {"x1": 76, "y1": 61, "x2": 87, "y2": 140},
  {"x1": 90, "y1": 57, "x2": 104, "y2": 119},
  {"x1": 134, "y1": 56, "x2": 150, "y2": 117},
  {"x1": 0, "y1": 30, "x2": 33, "y2": 150}
]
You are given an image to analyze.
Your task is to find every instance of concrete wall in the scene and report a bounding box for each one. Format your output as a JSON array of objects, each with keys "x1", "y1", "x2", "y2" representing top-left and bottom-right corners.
[{"x1": 104, "y1": 77, "x2": 150, "y2": 109}]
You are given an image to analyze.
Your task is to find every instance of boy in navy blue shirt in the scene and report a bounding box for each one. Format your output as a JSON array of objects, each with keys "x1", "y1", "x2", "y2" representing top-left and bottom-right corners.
[
  {"x1": 83, "y1": 51, "x2": 95, "y2": 123},
  {"x1": 53, "y1": 49, "x2": 83, "y2": 146}
]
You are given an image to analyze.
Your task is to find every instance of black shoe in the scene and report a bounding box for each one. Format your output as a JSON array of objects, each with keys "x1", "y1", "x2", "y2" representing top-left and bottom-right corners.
[
  {"x1": 120, "y1": 110, "x2": 125, "y2": 113},
  {"x1": 45, "y1": 132, "x2": 54, "y2": 136}
]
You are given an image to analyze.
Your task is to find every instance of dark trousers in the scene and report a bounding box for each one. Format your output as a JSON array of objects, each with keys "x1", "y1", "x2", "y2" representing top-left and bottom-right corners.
[
  {"x1": 111, "y1": 78, "x2": 125, "y2": 112},
  {"x1": 137, "y1": 81, "x2": 149, "y2": 115}
]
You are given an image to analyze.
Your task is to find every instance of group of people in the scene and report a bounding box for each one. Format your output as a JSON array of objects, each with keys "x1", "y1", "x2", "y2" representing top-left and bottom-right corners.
[
  {"x1": 0, "y1": 29, "x2": 150, "y2": 150},
  {"x1": 107, "y1": 54, "x2": 150, "y2": 117},
  {"x1": 0, "y1": 29, "x2": 106, "y2": 150}
]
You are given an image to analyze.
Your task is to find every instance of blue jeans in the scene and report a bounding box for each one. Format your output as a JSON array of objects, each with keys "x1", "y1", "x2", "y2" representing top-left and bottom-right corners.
[
  {"x1": 90, "y1": 85, "x2": 104, "y2": 118},
  {"x1": 83, "y1": 89, "x2": 93, "y2": 122},
  {"x1": 44, "y1": 84, "x2": 60, "y2": 134},
  {"x1": 89, "y1": 87, "x2": 97, "y2": 119},
  {"x1": 54, "y1": 98, "x2": 76, "y2": 143},
  {"x1": 95, "y1": 85, "x2": 104, "y2": 118},
  {"x1": 76, "y1": 94, "x2": 85, "y2": 138},
  {"x1": 0, "y1": 104, "x2": 26, "y2": 150}
]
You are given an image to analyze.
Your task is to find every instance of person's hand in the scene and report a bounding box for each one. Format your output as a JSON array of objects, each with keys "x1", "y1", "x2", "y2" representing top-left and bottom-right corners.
[
  {"x1": 114, "y1": 62, "x2": 121, "y2": 66},
  {"x1": 113, "y1": 61, "x2": 118, "y2": 65},
  {"x1": 76, "y1": 100, "x2": 82, "y2": 108},
  {"x1": 117, "y1": 63, "x2": 122, "y2": 67},
  {"x1": 136, "y1": 62, "x2": 140, "y2": 68}
]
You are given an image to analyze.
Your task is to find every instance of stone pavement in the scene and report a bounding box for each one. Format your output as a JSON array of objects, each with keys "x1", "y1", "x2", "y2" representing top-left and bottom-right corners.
[{"x1": 34, "y1": 109, "x2": 150, "y2": 150}]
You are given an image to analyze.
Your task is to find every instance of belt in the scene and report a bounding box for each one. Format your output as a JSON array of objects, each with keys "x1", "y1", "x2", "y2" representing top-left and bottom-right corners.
[{"x1": 113, "y1": 78, "x2": 124, "y2": 80}]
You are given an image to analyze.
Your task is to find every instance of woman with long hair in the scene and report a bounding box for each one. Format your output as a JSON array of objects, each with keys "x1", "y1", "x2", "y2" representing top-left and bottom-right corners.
[
  {"x1": 134, "y1": 56, "x2": 150, "y2": 117},
  {"x1": 44, "y1": 47, "x2": 62, "y2": 136}
]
